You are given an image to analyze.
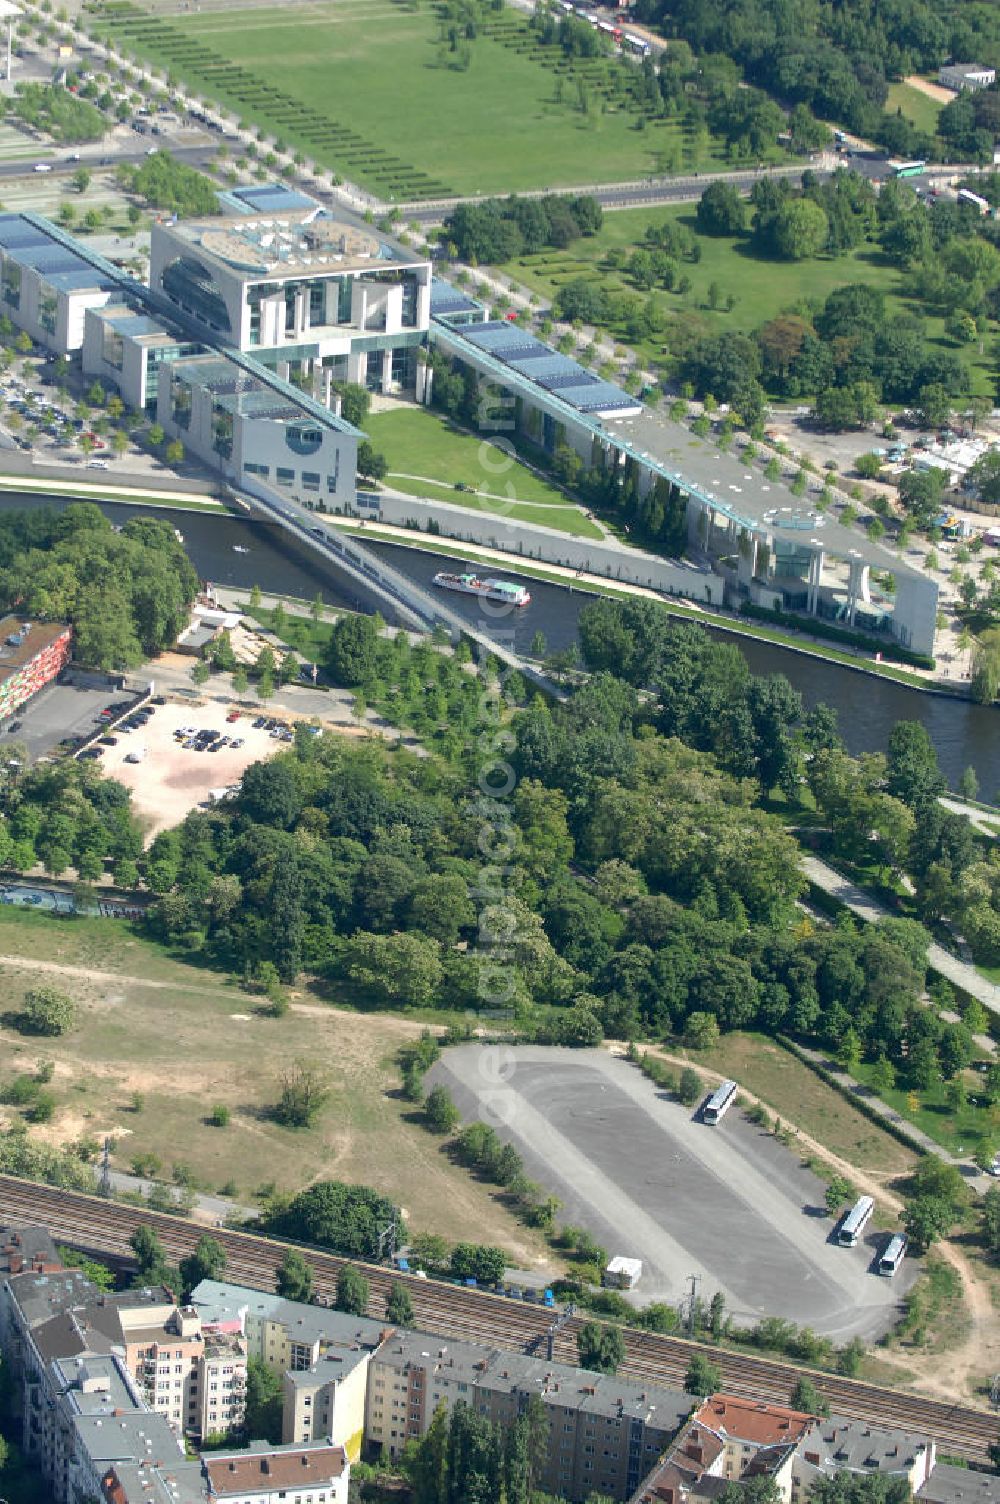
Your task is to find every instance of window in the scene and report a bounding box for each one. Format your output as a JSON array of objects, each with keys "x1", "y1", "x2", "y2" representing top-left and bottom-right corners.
[
  {"x1": 244, "y1": 461, "x2": 269, "y2": 478},
  {"x1": 302, "y1": 471, "x2": 320, "y2": 492},
  {"x1": 161, "y1": 256, "x2": 232, "y2": 335},
  {"x1": 277, "y1": 466, "x2": 295, "y2": 484}
]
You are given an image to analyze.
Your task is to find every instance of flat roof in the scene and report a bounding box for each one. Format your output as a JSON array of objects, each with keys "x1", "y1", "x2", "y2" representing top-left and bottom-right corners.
[
  {"x1": 0, "y1": 617, "x2": 68, "y2": 679},
  {"x1": 458, "y1": 319, "x2": 642, "y2": 418},
  {"x1": 163, "y1": 210, "x2": 420, "y2": 281},
  {"x1": 919, "y1": 1464, "x2": 1000, "y2": 1504},
  {"x1": 224, "y1": 182, "x2": 319, "y2": 215},
  {"x1": 0, "y1": 213, "x2": 115, "y2": 293}
]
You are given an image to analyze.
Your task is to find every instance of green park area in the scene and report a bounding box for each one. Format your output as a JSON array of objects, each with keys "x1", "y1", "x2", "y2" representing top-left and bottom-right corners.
[
  {"x1": 886, "y1": 81, "x2": 944, "y2": 136},
  {"x1": 92, "y1": 0, "x2": 723, "y2": 197},
  {"x1": 364, "y1": 404, "x2": 604, "y2": 538},
  {"x1": 502, "y1": 202, "x2": 995, "y2": 395}
]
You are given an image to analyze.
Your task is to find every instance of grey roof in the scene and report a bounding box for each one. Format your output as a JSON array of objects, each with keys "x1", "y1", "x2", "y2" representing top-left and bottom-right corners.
[
  {"x1": 105, "y1": 1459, "x2": 207, "y2": 1504},
  {"x1": 226, "y1": 182, "x2": 319, "y2": 214},
  {"x1": 73, "y1": 1408, "x2": 182, "y2": 1467},
  {"x1": 0, "y1": 211, "x2": 115, "y2": 291},
  {"x1": 6, "y1": 1267, "x2": 95, "y2": 1328},
  {"x1": 284, "y1": 1347, "x2": 370, "y2": 1390},
  {"x1": 0, "y1": 1221, "x2": 60, "y2": 1272},
  {"x1": 430, "y1": 277, "x2": 482, "y2": 317},
  {"x1": 53, "y1": 1352, "x2": 141, "y2": 1416},
  {"x1": 919, "y1": 1466, "x2": 1000, "y2": 1504},
  {"x1": 373, "y1": 1329, "x2": 690, "y2": 1432},
  {"x1": 797, "y1": 1414, "x2": 933, "y2": 1476},
  {"x1": 189, "y1": 1277, "x2": 389, "y2": 1350},
  {"x1": 33, "y1": 1306, "x2": 114, "y2": 1365}
]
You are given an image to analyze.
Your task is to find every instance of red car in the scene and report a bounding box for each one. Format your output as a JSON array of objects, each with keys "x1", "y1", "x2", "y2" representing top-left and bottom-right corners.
[{"x1": 226, "y1": 710, "x2": 241, "y2": 723}]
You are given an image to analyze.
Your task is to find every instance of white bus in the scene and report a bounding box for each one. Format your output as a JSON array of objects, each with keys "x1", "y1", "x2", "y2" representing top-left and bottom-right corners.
[
  {"x1": 838, "y1": 1195, "x2": 875, "y2": 1246},
  {"x1": 878, "y1": 1234, "x2": 907, "y2": 1277},
  {"x1": 958, "y1": 188, "x2": 991, "y2": 216},
  {"x1": 703, "y1": 1079, "x2": 738, "y2": 1124}
]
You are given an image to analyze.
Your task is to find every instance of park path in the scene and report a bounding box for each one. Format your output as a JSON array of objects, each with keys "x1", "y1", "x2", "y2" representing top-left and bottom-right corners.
[
  {"x1": 800, "y1": 853, "x2": 1000, "y2": 1015},
  {"x1": 940, "y1": 797, "x2": 1000, "y2": 839}
]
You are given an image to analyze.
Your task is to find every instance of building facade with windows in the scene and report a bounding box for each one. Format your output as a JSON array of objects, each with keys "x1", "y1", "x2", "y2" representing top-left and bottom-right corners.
[
  {"x1": 0, "y1": 616, "x2": 72, "y2": 720},
  {"x1": 0, "y1": 211, "x2": 118, "y2": 351},
  {"x1": 149, "y1": 209, "x2": 431, "y2": 400}
]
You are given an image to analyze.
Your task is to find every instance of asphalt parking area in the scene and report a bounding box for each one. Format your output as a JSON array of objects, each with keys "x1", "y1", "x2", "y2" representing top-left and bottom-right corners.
[
  {"x1": 93, "y1": 701, "x2": 290, "y2": 840},
  {"x1": 1, "y1": 680, "x2": 129, "y2": 763},
  {"x1": 428, "y1": 1045, "x2": 917, "y2": 1340}
]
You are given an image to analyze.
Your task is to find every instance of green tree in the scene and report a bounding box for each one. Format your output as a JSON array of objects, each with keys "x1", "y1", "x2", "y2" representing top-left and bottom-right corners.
[
  {"x1": 772, "y1": 198, "x2": 829, "y2": 260},
  {"x1": 327, "y1": 613, "x2": 380, "y2": 687},
  {"x1": 21, "y1": 985, "x2": 74, "y2": 1036},
  {"x1": 129, "y1": 1224, "x2": 170, "y2": 1283},
  {"x1": 424, "y1": 1083, "x2": 460, "y2": 1134},
  {"x1": 386, "y1": 1280, "x2": 414, "y2": 1326},
  {"x1": 677, "y1": 1067, "x2": 702, "y2": 1106},
  {"x1": 179, "y1": 1234, "x2": 226, "y2": 1299},
  {"x1": 244, "y1": 1356, "x2": 283, "y2": 1444},
  {"x1": 275, "y1": 1247, "x2": 313, "y2": 1303},
  {"x1": 790, "y1": 1375, "x2": 830, "y2": 1416},
  {"x1": 685, "y1": 1352, "x2": 722, "y2": 1395},
  {"x1": 165, "y1": 438, "x2": 184, "y2": 466},
  {"x1": 577, "y1": 1320, "x2": 626, "y2": 1375},
  {"x1": 903, "y1": 1195, "x2": 954, "y2": 1253},
  {"x1": 335, "y1": 1263, "x2": 370, "y2": 1315},
  {"x1": 274, "y1": 1061, "x2": 329, "y2": 1128}
]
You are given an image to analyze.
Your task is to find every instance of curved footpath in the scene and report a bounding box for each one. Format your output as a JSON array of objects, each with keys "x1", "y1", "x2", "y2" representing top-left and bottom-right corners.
[{"x1": 801, "y1": 852, "x2": 1000, "y2": 1014}]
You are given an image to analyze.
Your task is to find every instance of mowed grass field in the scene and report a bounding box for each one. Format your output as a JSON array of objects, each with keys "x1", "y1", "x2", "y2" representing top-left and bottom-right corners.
[
  {"x1": 96, "y1": 0, "x2": 725, "y2": 196},
  {"x1": 504, "y1": 203, "x2": 996, "y2": 394},
  {"x1": 0, "y1": 908, "x2": 550, "y2": 1266},
  {"x1": 887, "y1": 81, "x2": 944, "y2": 136},
  {"x1": 365, "y1": 405, "x2": 604, "y2": 537}
]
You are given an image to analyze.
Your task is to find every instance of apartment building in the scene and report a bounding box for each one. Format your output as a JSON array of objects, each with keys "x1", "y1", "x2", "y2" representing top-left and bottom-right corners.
[
  {"x1": 366, "y1": 1330, "x2": 691, "y2": 1503},
  {"x1": 283, "y1": 1349, "x2": 371, "y2": 1456},
  {"x1": 0, "y1": 616, "x2": 72, "y2": 720},
  {"x1": 100, "y1": 1441, "x2": 350, "y2": 1504},
  {"x1": 631, "y1": 1397, "x2": 937, "y2": 1504},
  {"x1": 118, "y1": 1300, "x2": 248, "y2": 1439}
]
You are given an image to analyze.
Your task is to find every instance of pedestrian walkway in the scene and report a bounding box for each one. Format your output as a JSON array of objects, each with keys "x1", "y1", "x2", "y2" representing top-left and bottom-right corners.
[{"x1": 800, "y1": 853, "x2": 1000, "y2": 1016}]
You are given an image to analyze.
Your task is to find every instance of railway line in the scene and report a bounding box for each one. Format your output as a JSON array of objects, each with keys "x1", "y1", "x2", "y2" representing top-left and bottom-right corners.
[{"x1": 2, "y1": 1174, "x2": 998, "y2": 1463}]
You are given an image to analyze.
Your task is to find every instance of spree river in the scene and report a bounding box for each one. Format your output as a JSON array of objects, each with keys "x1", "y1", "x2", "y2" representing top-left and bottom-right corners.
[{"x1": 3, "y1": 491, "x2": 998, "y2": 794}]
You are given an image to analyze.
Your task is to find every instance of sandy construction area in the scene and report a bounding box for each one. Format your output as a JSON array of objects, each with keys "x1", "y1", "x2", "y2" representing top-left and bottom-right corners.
[{"x1": 94, "y1": 700, "x2": 290, "y2": 839}]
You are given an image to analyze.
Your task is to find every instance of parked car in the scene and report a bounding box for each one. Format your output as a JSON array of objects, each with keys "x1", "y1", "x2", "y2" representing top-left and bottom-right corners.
[{"x1": 7, "y1": 719, "x2": 21, "y2": 733}]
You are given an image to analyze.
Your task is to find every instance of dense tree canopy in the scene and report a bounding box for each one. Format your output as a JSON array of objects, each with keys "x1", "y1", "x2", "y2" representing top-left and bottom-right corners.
[{"x1": 0, "y1": 505, "x2": 197, "y2": 669}]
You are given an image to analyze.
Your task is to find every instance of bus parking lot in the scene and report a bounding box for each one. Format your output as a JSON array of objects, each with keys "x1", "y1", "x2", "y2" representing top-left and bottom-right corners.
[{"x1": 428, "y1": 1045, "x2": 917, "y2": 1341}]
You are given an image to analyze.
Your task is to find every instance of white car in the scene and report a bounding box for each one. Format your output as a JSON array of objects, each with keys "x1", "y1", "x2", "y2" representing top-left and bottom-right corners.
[
  {"x1": 33, "y1": 163, "x2": 52, "y2": 173},
  {"x1": 989, "y1": 1160, "x2": 1000, "y2": 1178},
  {"x1": 86, "y1": 458, "x2": 109, "y2": 470}
]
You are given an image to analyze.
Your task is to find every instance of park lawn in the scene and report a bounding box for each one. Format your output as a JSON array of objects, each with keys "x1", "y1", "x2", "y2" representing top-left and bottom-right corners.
[
  {"x1": 669, "y1": 1030, "x2": 918, "y2": 1176},
  {"x1": 851, "y1": 1056, "x2": 994, "y2": 1158},
  {"x1": 887, "y1": 82, "x2": 944, "y2": 136},
  {"x1": 365, "y1": 406, "x2": 604, "y2": 538},
  {"x1": 114, "y1": 0, "x2": 721, "y2": 197},
  {"x1": 244, "y1": 606, "x2": 334, "y2": 664},
  {"x1": 504, "y1": 204, "x2": 1000, "y2": 394},
  {"x1": 0, "y1": 909, "x2": 550, "y2": 1265}
]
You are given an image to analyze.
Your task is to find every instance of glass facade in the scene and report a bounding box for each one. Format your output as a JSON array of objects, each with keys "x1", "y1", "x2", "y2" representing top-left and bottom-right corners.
[
  {"x1": 212, "y1": 404, "x2": 234, "y2": 460},
  {"x1": 161, "y1": 257, "x2": 232, "y2": 336},
  {"x1": 171, "y1": 379, "x2": 192, "y2": 430},
  {"x1": 102, "y1": 325, "x2": 124, "y2": 370},
  {"x1": 38, "y1": 291, "x2": 57, "y2": 336},
  {"x1": 1, "y1": 256, "x2": 20, "y2": 311}
]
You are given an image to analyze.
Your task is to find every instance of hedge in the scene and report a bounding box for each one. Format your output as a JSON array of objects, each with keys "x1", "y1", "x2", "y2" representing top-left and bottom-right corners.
[
  {"x1": 776, "y1": 1034, "x2": 929, "y2": 1158},
  {"x1": 739, "y1": 603, "x2": 935, "y2": 670}
]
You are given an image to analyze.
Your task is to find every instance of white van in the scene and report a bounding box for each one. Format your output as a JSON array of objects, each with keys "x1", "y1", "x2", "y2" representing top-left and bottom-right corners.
[{"x1": 124, "y1": 745, "x2": 146, "y2": 764}]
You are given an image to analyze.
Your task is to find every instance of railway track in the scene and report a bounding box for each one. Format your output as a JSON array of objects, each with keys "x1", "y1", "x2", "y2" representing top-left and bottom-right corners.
[{"x1": 2, "y1": 1174, "x2": 997, "y2": 1463}]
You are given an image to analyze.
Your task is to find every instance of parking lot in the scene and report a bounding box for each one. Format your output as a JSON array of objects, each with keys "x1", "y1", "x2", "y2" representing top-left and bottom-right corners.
[
  {"x1": 90, "y1": 700, "x2": 291, "y2": 839},
  {"x1": 428, "y1": 1046, "x2": 917, "y2": 1341},
  {"x1": 1, "y1": 679, "x2": 133, "y2": 763}
]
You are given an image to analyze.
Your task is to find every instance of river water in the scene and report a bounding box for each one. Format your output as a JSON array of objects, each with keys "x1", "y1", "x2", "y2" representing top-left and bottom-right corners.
[{"x1": 2, "y1": 492, "x2": 997, "y2": 793}]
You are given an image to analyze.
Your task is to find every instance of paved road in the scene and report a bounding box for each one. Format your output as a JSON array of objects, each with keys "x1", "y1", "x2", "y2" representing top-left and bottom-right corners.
[
  {"x1": 800, "y1": 853, "x2": 1000, "y2": 1014},
  {"x1": 0, "y1": 144, "x2": 217, "y2": 180}
]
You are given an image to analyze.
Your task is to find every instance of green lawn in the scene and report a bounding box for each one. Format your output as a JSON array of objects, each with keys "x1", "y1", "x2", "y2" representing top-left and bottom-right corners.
[
  {"x1": 851, "y1": 1056, "x2": 994, "y2": 1158},
  {"x1": 504, "y1": 205, "x2": 997, "y2": 396},
  {"x1": 94, "y1": 0, "x2": 730, "y2": 197},
  {"x1": 887, "y1": 81, "x2": 944, "y2": 136},
  {"x1": 365, "y1": 405, "x2": 605, "y2": 539}
]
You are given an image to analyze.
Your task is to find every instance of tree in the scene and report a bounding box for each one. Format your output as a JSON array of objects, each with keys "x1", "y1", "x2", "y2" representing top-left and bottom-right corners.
[
  {"x1": 677, "y1": 1067, "x2": 702, "y2": 1106},
  {"x1": 274, "y1": 1061, "x2": 329, "y2": 1128},
  {"x1": 903, "y1": 1195, "x2": 954, "y2": 1253},
  {"x1": 695, "y1": 181, "x2": 745, "y2": 237},
  {"x1": 179, "y1": 1234, "x2": 226, "y2": 1298},
  {"x1": 327, "y1": 613, "x2": 380, "y2": 687},
  {"x1": 386, "y1": 1280, "x2": 414, "y2": 1326},
  {"x1": 21, "y1": 985, "x2": 75, "y2": 1036},
  {"x1": 685, "y1": 1352, "x2": 722, "y2": 1396},
  {"x1": 824, "y1": 1176, "x2": 855, "y2": 1217},
  {"x1": 275, "y1": 1248, "x2": 313, "y2": 1303},
  {"x1": 357, "y1": 441, "x2": 387, "y2": 482},
  {"x1": 130, "y1": 1224, "x2": 170, "y2": 1283},
  {"x1": 886, "y1": 722, "x2": 945, "y2": 811},
  {"x1": 577, "y1": 1320, "x2": 626, "y2": 1375},
  {"x1": 967, "y1": 450, "x2": 1000, "y2": 508},
  {"x1": 972, "y1": 627, "x2": 1000, "y2": 704},
  {"x1": 264, "y1": 1180, "x2": 405, "y2": 1259},
  {"x1": 165, "y1": 439, "x2": 184, "y2": 466},
  {"x1": 684, "y1": 1011, "x2": 720, "y2": 1051},
  {"x1": 771, "y1": 198, "x2": 829, "y2": 260},
  {"x1": 790, "y1": 1375, "x2": 830, "y2": 1416},
  {"x1": 424, "y1": 1083, "x2": 460, "y2": 1134},
  {"x1": 244, "y1": 1356, "x2": 283, "y2": 1444},
  {"x1": 335, "y1": 1263, "x2": 370, "y2": 1315}
]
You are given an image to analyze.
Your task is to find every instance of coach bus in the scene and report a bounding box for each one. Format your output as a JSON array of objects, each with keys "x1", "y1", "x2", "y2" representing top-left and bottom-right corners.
[
  {"x1": 838, "y1": 1195, "x2": 875, "y2": 1246},
  {"x1": 894, "y1": 161, "x2": 926, "y2": 179},
  {"x1": 878, "y1": 1234, "x2": 907, "y2": 1277},
  {"x1": 703, "y1": 1079, "x2": 738, "y2": 1124}
]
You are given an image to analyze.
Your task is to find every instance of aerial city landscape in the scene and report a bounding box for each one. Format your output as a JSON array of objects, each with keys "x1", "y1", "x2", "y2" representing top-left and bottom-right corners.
[{"x1": 5, "y1": 0, "x2": 1000, "y2": 1501}]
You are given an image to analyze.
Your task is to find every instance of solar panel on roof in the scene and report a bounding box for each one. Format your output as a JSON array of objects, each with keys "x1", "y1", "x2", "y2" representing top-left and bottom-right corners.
[{"x1": 541, "y1": 373, "x2": 600, "y2": 392}]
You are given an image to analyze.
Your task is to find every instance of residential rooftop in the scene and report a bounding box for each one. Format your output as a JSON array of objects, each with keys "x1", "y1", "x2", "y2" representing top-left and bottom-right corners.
[
  {"x1": 189, "y1": 1277, "x2": 391, "y2": 1351},
  {"x1": 0, "y1": 616, "x2": 68, "y2": 677},
  {"x1": 204, "y1": 1440, "x2": 347, "y2": 1496},
  {"x1": 796, "y1": 1413, "x2": 934, "y2": 1478},
  {"x1": 0, "y1": 1222, "x2": 61, "y2": 1275},
  {"x1": 919, "y1": 1464, "x2": 1000, "y2": 1504},
  {"x1": 694, "y1": 1394, "x2": 813, "y2": 1447}
]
